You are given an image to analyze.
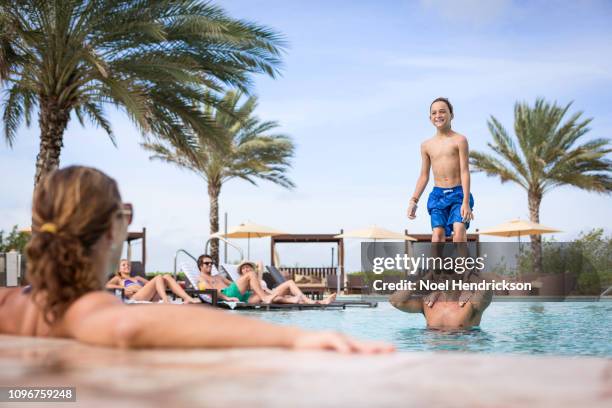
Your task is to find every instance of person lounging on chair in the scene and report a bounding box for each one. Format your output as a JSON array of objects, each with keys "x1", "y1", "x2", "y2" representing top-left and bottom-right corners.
[
  {"x1": 198, "y1": 256, "x2": 336, "y2": 305},
  {"x1": 106, "y1": 259, "x2": 200, "y2": 304}
]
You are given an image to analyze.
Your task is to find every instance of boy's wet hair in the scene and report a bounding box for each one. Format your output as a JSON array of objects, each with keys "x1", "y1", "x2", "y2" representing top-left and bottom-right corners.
[{"x1": 430, "y1": 97, "x2": 454, "y2": 117}]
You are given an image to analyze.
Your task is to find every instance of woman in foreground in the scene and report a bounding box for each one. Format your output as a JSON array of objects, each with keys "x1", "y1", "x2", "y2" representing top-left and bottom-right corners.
[{"x1": 0, "y1": 166, "x2": 393, "y2": 354}]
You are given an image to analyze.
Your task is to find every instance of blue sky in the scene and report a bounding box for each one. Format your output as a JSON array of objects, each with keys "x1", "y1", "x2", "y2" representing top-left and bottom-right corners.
[{"x1": 2, "y1": 0, "x2": 611, "y2": 272}]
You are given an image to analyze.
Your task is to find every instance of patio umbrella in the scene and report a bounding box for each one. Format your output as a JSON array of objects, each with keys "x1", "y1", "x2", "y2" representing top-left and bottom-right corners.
[
  {"x1": 211, "y1": 221, "x2": 286, "y2": 259},
  {"x1": 335, "y1": 226, "x2": 417, "y2": 290},
  {"x1": 334, "y1": 225, "x2": 417, "y2": 241},
  {"x1": 477, "y1": 219, "x2": 561, "y2": 243}
]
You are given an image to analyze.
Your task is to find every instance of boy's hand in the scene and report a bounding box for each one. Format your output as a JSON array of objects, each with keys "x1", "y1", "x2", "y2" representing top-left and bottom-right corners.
[
  {"x1": 407, "y1": 198, "x2": 418, "y2": 219},
  {"x1": 460, "y1": 202, "x2": 473, "y2": 223}
]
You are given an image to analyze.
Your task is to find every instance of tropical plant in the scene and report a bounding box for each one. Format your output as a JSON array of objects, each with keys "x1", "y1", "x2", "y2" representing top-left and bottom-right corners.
[
  {"x1": 143, "y1": 90, "x2": 295, "y2": 264},
  {"x1": 0, "y1": 0, "x2": 284, "y2": 185},
  {"x1": 0, "y1": 225, "x2": 30, "y2": 252},
  {"x1": 470, "y1": 98, "x2": 612, "y2": 273}
]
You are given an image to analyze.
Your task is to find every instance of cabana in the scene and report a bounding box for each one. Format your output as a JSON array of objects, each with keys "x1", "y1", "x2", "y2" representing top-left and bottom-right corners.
[{"x1": 270, "y1": 232, "x2": 345, "y2": 296}]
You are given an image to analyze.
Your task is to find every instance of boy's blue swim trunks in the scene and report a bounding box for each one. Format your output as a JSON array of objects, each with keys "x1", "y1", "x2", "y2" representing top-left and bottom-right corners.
[{"x1": 427, "y1": 185, "x2": 474, "y2": 237}]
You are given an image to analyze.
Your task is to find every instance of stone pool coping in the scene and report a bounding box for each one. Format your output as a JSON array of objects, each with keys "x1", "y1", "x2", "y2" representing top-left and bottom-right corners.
[{"x1": 0, "y1": 334, "x2": 610, "y2": 407}]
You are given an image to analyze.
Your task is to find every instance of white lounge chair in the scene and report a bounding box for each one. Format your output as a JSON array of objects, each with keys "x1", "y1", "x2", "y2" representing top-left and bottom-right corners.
[{"x1": 180, "y1": 260, "x2": 240, "y2": 309}]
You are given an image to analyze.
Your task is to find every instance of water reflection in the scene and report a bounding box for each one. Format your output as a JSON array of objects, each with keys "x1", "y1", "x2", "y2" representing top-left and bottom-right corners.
[
  {"x1": 246, "y1": 302, "x2": 612, "y2": 357},
  {"x1": 394, "y1": 327, "x2": 495, "y2": 352}
]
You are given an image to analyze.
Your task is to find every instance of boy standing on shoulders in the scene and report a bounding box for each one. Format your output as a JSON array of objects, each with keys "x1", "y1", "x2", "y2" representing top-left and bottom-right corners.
[
  {"x1": 407, "y1": 97, "x2": 474, "y2": 242},
  {"x1": 392, "y1": 98, "x2": 482, "y2": 318}
]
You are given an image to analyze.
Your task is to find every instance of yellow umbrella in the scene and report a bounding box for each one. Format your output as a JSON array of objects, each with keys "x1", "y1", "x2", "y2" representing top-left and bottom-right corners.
[
  {"x1": 211, "y1": 221, "x2": 286, "y2": 259},
  {"x1": 478, "y1": 219, "x2": 561, "y2": 243},
  {"x1": 335, "y1": 226, "x2": 416, "y2": 288},
  {"x1": 334, "y1": 225, "x2": 417, "y2": 241}
]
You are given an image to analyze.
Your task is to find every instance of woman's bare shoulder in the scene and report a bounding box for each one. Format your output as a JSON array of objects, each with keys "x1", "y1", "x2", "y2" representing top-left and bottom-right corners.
[
  {"x1": 65, "y1": 291, "x2": 122, "y2": 320},
  {"x1": 0, "y1": 287, "x2": 28, "y2": 333},
  {"x1": 0, "y1": 287, "x2": 16, "y2": 304}
]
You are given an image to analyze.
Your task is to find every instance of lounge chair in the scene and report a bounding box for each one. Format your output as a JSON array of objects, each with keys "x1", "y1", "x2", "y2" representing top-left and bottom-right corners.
[
  {"x1": 177, "y1": 260, "x2": 220, "y2": 306},
  {"x1": 130, "y1": 261, "x2": 146, "y2": 278},
  {"x1": 267, "y1": 265, "x2": 327, "y2": 296},
  {"x1": 219, "y1": 263, "x2": 241, "y2": 282},
  {"x1": 265, "y1": 265, "x2": 287, "y2": 287},
  {"x1": 326, "y1": 274, "x2": 345, "y2": 293},
  {"x1": 347, "y1": 275, "x2": 369, "y2": 295}
]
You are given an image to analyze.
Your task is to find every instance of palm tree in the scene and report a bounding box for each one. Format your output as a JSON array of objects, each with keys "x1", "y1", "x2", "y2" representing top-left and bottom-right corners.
[
  {"x1": 143, "y1": 90, "x2": 295, "y2": 264},
  {"x1": 470, "y1": 98, "x2": 612, "y2": 273},
  {"x1": 0, "y1": 0, "x2": 284, "y2": 185}
]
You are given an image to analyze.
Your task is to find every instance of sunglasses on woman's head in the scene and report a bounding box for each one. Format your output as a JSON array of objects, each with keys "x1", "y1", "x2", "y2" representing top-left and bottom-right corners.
[
  {"x1": 202, "y1": 262, "x2": 213, "y2": 266},
  {"x1": 119, "y1": 203, "x2": 133, "y2": 225}
]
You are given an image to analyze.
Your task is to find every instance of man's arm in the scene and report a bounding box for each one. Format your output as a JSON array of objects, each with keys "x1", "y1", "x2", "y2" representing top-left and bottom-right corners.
[
  {"x1": 408, "y1": 143, "x2": 431, "y2": 219},
  {"x1": 389, "y1": 289, "x2": 424, "y2": 314},
  {"x1": 470, "y1": 289, "x2": 493, "y2": 313},
  {"x1": 457, "y1": 136, "x2": 473, "y2": 222}
]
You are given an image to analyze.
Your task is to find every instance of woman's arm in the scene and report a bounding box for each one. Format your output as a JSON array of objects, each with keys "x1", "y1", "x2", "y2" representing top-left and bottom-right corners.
[
  {"x1": 105, "y1": 276, "x2": 123, "y2": 289},
  {"x1": 63, "y1": 292, "x2": 393, "y2": 354}
]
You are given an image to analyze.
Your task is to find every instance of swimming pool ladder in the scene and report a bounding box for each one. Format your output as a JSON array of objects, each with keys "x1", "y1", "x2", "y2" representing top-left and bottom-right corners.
[
  {"x1": 204, "y1": 236, "x2": 244, "y2": 261},
  {"x1": 173, "y1": 249, "x2": 198, "y2": 280}
]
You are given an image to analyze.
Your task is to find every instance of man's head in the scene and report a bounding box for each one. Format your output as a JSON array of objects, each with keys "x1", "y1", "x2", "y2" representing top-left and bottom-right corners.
[
  {"x1": 430, "y1": 97, "x2": 454, "y2": 130},
  {"x1": 197, "y1": 254, "x2": 214, "y2": 274}
]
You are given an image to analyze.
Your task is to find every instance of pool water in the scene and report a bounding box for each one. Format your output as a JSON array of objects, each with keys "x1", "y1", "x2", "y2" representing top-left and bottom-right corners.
[{"x1": 237, "y1": 302, "x2": 612, "y2": 357}]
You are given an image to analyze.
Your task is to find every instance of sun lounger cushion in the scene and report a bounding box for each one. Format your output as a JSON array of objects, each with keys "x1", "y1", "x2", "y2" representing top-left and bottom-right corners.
[{"x1": 294, "y1": 273, "x2": 324, "y2": 285}]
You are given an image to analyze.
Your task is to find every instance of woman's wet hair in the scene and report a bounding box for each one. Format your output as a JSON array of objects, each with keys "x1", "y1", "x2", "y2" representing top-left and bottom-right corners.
[
  {"x1": 26, "y1": 166, "x2": 121, "y2": 323},
  {"x1": 430, "y1": 97, "x2": 454, "y2": 117}
]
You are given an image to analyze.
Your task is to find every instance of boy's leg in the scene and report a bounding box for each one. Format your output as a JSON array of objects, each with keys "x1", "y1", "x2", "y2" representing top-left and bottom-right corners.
[
  {"x1": 431, "y1": 227, "x2": 446, "y2": 242},
  {"x1": 448, "y1": 191, "x2": 474, "y2": 243},
  {"x1": 452, "y1": 222, "x2": 467, "y2": 242}
]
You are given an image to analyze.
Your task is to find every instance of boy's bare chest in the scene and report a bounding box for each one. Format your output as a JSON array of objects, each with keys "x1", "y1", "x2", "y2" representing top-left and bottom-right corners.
[{"x1": 427, "y1": 141, "x2": 458, "y2": 161}]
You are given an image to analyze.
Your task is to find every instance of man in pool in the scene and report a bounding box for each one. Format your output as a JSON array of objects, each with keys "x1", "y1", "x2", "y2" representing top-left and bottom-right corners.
[
  {"x1": 406, "y1": 97, "x2": 474, "y2": 242},
  {"x1": 389, "y1": 272, "x2": 493, "y2": 329}
]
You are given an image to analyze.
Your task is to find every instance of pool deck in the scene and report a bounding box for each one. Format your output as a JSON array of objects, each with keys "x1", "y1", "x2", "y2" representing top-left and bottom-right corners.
[{"x1": 1, "y1": 334, "x2": 610, "y2": 407}]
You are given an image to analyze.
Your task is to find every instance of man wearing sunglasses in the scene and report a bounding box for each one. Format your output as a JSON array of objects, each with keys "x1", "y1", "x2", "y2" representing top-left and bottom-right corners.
[{"x1": 197, "y1": 255, "x2": 276, "y2": 303}]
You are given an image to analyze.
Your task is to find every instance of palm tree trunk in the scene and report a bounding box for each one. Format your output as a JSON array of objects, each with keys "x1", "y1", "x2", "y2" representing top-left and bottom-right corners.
[
  {"x1": 34, "y1": 97, "x2": 70, "y2": 186},
  {"x1": 208, "y1": 181, "x2": 222, "y2": 265},
  {"x1": 528, "y1": 191, "x2": 543, "y2": 275}
]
